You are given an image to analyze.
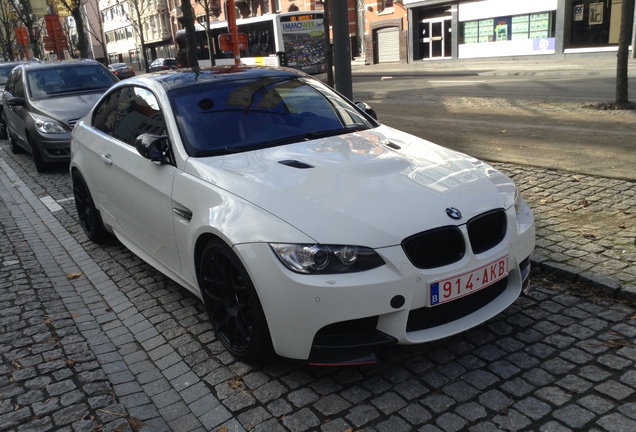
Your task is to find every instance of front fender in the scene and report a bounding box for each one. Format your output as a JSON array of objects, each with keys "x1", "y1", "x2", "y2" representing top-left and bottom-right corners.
[{"x1": 171, "y1": 170, "x2": 314, "y2": 289}]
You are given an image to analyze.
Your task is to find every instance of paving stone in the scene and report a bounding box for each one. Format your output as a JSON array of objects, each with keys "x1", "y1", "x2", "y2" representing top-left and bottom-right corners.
[
  {"x1": 552, "y1": 404, "x2": 595, "y2": 429},
  {"x1": 2, "y1": 116, "x2": 636, "y2": 432},
  {"x1": 513, "y1": 396, "x2": 551, "y2": 420},
  {"x1": 281, "y1": 407, "x2": 320, "y2": 432},
  {"x1": 595, "y1": 380, "x2": 635, "y2": 401},
  {"x1": 399, "y1": 403, "x2": 432, "y2": 424}
]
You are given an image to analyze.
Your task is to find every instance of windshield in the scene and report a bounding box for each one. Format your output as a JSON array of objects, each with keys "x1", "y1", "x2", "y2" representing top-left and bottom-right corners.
[
  {"x1": 27, "y1": 65, "x2": 115, "y2": 98},
  {"x1": 171, "y1": 76, "x2": 378, "y2": 157}
]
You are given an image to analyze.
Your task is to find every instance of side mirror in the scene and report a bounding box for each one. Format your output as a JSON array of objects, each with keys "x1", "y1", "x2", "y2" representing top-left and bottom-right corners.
[
  {"x1": 5, "y1": 96, "x2": 26, "y2": 107},
  {"x1": 134, "y1": 133, "x2": 171, "y2": 164},
  {"x1": 355, "y1": 101, "x2": 377, "y2": 120}
]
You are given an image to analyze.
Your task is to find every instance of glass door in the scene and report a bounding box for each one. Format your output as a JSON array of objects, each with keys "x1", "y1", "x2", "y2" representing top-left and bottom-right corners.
[{"x1": 419, "y1": 17, "x2": 452, "y2": 59}]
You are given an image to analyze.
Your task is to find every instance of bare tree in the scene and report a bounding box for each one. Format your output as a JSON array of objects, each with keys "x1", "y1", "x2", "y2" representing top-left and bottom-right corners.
[
  {"x1": 126, "y1": 0, "x2": 151, "y2": 72},
  {"x1": 10, "y1": 0, "x2": 44, "y2": 59},
  {"x1": 83, "y1": 0, "x2": 108, "y2": 64},
  {"x1": 198, "y1": 0, "x2": 220, "y2": 66},
  {"x1": 57, "y1": 0, "x2": 89, "y2": 58},
  {"x1": 615, "y1": 0, "x2": 635, "y2": 106},
  {"x1": 0, "y1": 0, "x2": 18, "y2": 60},
  {"x1": 60, "y1": 17, "x2": 79, "y2": 57},
  {"x1": 180, "y1": 0, "x2": 198, "y2": 71}
]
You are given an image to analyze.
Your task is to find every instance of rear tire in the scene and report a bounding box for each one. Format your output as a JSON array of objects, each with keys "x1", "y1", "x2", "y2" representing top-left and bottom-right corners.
[
  {"x1": 198, "y1": 240, "x2": 273, "y2": 362},
  {"x1": 72, "y1": 171, "x2": 109, "y2": 243}
]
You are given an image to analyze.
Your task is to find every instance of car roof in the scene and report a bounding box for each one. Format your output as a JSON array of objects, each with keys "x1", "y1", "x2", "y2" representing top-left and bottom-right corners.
[
  {"x1": 0, "y1": 61, "x2": 27, "y2": 70},
  {"x1": 17, "y1": 60, "x2": 104, "y2": 71},
  {"x1": 131, "y1": 66, "x2": 305, "y2": 92}
]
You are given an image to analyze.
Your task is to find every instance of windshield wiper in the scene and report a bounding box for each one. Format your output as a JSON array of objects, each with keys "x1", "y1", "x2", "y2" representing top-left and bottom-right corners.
[
  {"x1": 261, "y1": 125, "x2": 370, "y2": 147},
  {"x1": 46, "y1": 86, "x2": 109, "y2": 96}
]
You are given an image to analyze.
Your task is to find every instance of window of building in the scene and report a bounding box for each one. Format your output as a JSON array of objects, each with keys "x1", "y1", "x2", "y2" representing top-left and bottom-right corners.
[
  {"x1": 461, "y1": 12, "x2": 554, "y2": 44},
  {"x1": 566, "y1": 0, "x2": 622, "y2": 48}
]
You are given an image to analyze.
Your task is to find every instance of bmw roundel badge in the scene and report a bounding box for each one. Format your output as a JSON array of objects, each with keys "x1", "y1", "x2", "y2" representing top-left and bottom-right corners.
[{"x1": 446, "y1": 207, "x2": 462, "y2": 220}]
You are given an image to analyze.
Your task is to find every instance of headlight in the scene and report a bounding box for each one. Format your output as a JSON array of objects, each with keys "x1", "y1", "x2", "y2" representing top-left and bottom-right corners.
[
  {"x1": 270, "y1": 243, "x2": 385, "y2": 274},
  {"x1": 30, "y1": 113, "x2": 67, "y2": 134}
]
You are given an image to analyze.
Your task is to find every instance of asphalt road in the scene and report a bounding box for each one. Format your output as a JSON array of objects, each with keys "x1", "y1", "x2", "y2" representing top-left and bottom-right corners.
[{"x1": 351, "y1": 74, "x2": 636, "y2": 181}]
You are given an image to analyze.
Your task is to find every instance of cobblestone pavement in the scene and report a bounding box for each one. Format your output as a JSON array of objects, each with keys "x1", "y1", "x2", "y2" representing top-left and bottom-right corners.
[{"x1": 1, "y1": 141, "x2": 635, "y2": 432}]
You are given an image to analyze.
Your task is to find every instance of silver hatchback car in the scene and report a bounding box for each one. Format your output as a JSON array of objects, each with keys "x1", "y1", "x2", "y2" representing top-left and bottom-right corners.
[{"x1": 2, "y1": 60, "x2": 117, "y2": 172}]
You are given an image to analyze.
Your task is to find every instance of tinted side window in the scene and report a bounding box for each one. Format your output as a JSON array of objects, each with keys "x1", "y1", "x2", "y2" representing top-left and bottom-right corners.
[
  {"x1": 112, "y1": 87, "x2": 166, "y2": 146},
  {"x1": 13, "y1": 70, "x2": 25, "y2": 98},
  {"x1": 93, "y1": 89, "x2": 123, "y2": 135},
  {"x1": 4, "y1": 69, "x2": 23, "y2": 97}
]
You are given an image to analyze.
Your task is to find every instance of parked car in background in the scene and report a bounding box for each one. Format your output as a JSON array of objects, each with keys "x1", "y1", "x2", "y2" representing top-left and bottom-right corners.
[
  {"x1": 70, "y1": 66, "x2": 535, "y2": 365},
  {"x1": 108, "y1": 62, "x2": 136, "y2": 80},
  {"x1": 2, "y1": 59, "x2": 118, "y2": 172},
  {"x1": 148, "y1": 58, "x2": 180, "y2": 72},
  {"x1": 0, "y1": 61, "x2": 27, "y2": 139}
]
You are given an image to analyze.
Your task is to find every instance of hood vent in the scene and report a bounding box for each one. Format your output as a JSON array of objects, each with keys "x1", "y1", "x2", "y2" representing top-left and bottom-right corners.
[
  {"x1": 278, "y1": 159, "x2": 314, "y2": 169},
  {"x1": 383, "y1": 140, "x2": 401, "y2": 150}
]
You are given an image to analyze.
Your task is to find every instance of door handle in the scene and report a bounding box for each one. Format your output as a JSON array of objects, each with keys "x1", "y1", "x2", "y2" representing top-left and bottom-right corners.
[{"x1": 100, "y1": 154, "x2": 112, "y2": 165}]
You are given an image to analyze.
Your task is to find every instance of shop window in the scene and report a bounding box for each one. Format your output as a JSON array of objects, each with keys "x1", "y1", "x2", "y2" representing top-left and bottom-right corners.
[
  {"x1": 566, "y1": 0, "x2": 622, "y2": 48},
  {"x1": 461, "y1": 12, "x2": 554, "y2": 44}
]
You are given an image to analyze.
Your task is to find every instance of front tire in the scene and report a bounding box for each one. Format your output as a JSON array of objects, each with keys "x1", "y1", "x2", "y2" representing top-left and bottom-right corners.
[
  {"x1": 0, "y1": 114, "x2": 7, "y2": 140},
  {"x1": 7, "y1": 132, "x2": 23, "y2": 154},
  {"x1": 198, "y1": 240, "x2": 273, "y2": 362},
  {"x1": 29, "y1": 137, "x2": 48, "y2": 172},
  {"x1": 72, "y1": 171, "x2": 109, "y2": 243}
]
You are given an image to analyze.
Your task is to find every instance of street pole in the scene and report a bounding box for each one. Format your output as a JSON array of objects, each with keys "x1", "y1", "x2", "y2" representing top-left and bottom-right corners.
[
  {"x1": 331, "y1": 0, "x2": 353, "y2": 100},
  {"x1": 226, "y1": 0, "x2": 241, "y2": 66}
]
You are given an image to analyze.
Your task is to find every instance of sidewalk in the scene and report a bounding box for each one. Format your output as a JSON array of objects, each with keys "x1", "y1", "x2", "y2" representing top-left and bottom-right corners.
[{"x1": 351, "y1": 53, "x2": 636, "y2": 77}]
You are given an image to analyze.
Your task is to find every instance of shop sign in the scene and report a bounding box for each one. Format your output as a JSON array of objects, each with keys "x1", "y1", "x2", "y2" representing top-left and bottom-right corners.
[{"x1": 30, "y1": 0, "x2": 48, "y2": 18}]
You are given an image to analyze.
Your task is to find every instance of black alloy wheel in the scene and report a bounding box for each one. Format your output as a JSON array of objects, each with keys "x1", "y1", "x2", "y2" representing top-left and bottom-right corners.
[
  {"x1": 198, "y1": 240, "x2": 272, "y2": 362},
  {"x1": 72, "y1": 171, "x2": 108, "y2": 243}
]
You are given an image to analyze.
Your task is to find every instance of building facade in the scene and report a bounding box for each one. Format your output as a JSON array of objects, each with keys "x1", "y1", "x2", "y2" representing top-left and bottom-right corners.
[
  {"x1": 402, "y1": 0, "x2": 634, "y2": 62},
  {"x1": 101, "y1": 0, "x2": 174, "y2": 71}
]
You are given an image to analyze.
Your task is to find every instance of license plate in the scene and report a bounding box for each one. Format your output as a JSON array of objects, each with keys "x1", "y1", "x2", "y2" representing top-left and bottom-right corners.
[{"x1": 429, "y1": 255, "x2": 509, "y2": 306}]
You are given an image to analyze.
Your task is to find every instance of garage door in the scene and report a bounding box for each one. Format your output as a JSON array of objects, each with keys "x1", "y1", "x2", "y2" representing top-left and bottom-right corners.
[{"x1": 377, "y1": 27, "x2": 400, "y2": 63}]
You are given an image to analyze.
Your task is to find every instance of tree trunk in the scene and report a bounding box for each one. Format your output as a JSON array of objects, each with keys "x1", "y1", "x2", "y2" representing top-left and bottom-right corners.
[
  {"x1": 180, "y1": 0, "x2": 199, "y2": 72},
  {"x1": 72, "y1": 7, "x2": 88, "y2": 58},
  {"x1": 616, "y1": 0, "x2": 635, "y2": 105}
]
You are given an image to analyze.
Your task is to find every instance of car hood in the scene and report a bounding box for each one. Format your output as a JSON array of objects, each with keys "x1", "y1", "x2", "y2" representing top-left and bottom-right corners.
[
  {"x1": 31, "y1": 93, "x2": 104, "y2": 124},
  {"x1": 185, "y1": 125, "x2": 517, "y2": 247}
]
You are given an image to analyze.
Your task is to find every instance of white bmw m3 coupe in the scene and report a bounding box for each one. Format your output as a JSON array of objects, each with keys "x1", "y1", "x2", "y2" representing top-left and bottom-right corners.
[{"x1": 70, "y1": 66, "x2": 535, "y2": 365}]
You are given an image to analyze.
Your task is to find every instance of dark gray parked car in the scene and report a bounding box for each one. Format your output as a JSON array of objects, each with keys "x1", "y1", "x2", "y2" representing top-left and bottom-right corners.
[{"x1": 2, "y1": 60, "x2": 117, "y2": 172}]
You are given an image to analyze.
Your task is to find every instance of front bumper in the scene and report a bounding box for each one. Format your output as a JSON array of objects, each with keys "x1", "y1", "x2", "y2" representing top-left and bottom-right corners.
[
  {"x1": 235, "y1": 202, "x2": 535, "y2": 363},
  {"x1": 33, "y1": 132, "x2": 71, "y2": 163}
]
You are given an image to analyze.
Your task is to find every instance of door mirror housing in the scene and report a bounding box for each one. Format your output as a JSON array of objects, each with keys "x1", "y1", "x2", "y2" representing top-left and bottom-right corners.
[
  {"x1": 5, "y1": 97, "x2": 26, "y2": 107},
  {"x1": 134, "y1": 133, "x2": 171, "y2": 164},
  {"x1": 355, "y1": 102, "x2": 377, "y2": 120}
]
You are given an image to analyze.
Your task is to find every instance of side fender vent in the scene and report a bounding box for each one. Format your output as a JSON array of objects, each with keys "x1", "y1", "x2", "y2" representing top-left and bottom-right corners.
[{"x1": 278, "y1": 159, "x2": 314, "y2": 169}]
